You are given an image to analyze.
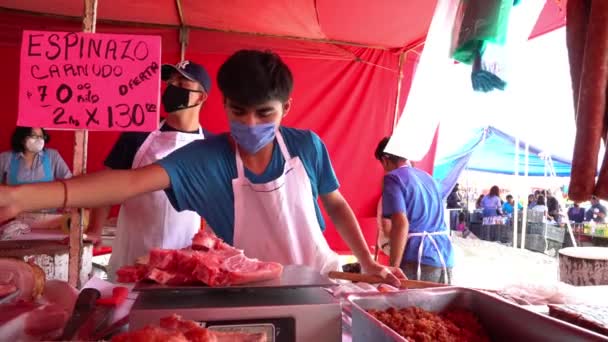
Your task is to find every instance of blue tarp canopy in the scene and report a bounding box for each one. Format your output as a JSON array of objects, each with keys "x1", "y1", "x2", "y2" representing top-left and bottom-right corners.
[{"x1": 433, "y1": 126, "x2": 573, "y2": 198}]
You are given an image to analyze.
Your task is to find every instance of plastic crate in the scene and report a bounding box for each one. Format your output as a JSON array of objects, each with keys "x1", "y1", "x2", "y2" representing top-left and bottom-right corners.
[
  {"x1": 545, "y1": 225, "x2": 566, "y2": 243},
  {"x1": 527, "y1": 210, "x2": 545, "y2": 223},
  {"x1": 524, "y1": 234, "x2": 564, "y2": 255},
  {"x1": 525, "y1": 234, "x2": 546, "y2": 253},
  {"x1": 500, "y1": 225, "x2": 523, "y2": 247},
  {"x1": 526, "y1": 222, "x2": 545, "y2": 235},
  {"x1": 479, "y1": 224, "x2": 501, "y2": 242}
]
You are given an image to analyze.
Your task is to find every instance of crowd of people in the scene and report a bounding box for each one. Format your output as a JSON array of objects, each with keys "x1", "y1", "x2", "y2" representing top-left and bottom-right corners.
[{"x1": 447, "y1": 184, "x2": 607, "y2": 225}]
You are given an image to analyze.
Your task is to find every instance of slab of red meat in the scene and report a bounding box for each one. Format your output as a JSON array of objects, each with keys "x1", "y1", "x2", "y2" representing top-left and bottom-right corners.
[
  {"x1": 0, "y1": 284, "x2": 17, "y2": 297},
  {"x1": 193, "y1": 255, "x2": 228, "y2": 287},
  {"x1": 224, "y1": 255, "x2": 283, "y2": 286},
  {"x1": 0, "y1": 302, "x2": 69, "y2": 341},
  {"x1": 116, "y1": 265, "x2": 148, "y2": 283},
  {"x1": 116, "y1": 231, "x2": 283, "y2": 287},
  {"x1": 113, "y1": 315, "x2": 267, "y2": 342},
  {"x1": 191, "y1": 230, "x2": 220, "y2": 250},
  {"x1": 147, "y1": 268, "x2": 196, "y2": 286},
  {"x1": 0, "y1": 258, "x2": 46, "y2": 301},
  {"x1": 160, "y1": 314, "x2": 202, "y2": 332},
  {"x1": 148, "y1": 249, "x2": 177, "y2": 270},
  {"x1": 111, "y1": 325, "x2": 188, "y2": 342}
]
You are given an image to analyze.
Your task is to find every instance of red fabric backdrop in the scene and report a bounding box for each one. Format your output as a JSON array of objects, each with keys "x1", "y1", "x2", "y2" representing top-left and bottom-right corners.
[
  {"x1": 0, "y1": 0, "x2": 564, "y2": 252},
  {"x1": 0, "y1": 11, "x2": 434, "y2": 253}
]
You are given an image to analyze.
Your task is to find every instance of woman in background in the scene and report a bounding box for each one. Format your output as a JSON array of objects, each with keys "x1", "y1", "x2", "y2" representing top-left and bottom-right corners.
[
  {"x1": 0, "y1": 127, "x2": 71, "y2": 185},
  {"x1": 479, "y1": 185, "x2": 503, "y2": 242},
  {"x1": 481, "y1": 185, "x2": 503, "y2": 217},
  {"x1": 531, "y1": 195, "x2": 549, "y2": 222}
]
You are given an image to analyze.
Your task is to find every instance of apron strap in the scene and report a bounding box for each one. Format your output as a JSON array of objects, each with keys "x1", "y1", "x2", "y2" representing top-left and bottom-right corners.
[
  {"x1": 234, "y1": 129, "x2": 288, "y2": 179},
  {"x1": 40, "y1": 151, "x2": 53, "y2": 182},
  {"x1": 274, "y1": 130, "x2": 291, "y2": 160},
  {"x1": 235, "y1": 146, "x2": 245, "y2": 179},
  {"x1": 8, "y1": 152, "x2": 20, "y2": 185},
  {"x1": 409, "y1": 231, "x2": 450, "y2": 284}
]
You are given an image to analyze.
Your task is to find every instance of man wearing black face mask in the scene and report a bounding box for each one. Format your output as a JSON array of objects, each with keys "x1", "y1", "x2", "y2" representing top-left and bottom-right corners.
[{"x1": 87, "y1": 60, "x2": 212, "y2": 274}]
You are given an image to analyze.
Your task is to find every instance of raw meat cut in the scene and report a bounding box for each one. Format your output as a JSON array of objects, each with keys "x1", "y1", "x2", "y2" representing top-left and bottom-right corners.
[
  {"x1": 0, "y1": 284, "x2": 17, "y2": 297},
  {"x1": 0, "y1": 258, "x2": 46, "y2": 302},
  {"x1": 116, "y1": 265, "x2": 149, "y2": 283},
  {"x1": 112, "y1": 314, "x2": 267, "y2": 342},
  {"x1": 0, "y1": 277, "x2": 77, "y2": 341},
  {"x1": 0, "y1": 302, "x2": 69, "y2": 341},
  {"x1": 116, "y1": 231, "x2": 283, "y2": 287},
  {"x1": 223, "y1": 254, "x2": 285, "y2": 285},
  {"x1": 148, "y1": 249, "x2": 177, "y2": 270}
]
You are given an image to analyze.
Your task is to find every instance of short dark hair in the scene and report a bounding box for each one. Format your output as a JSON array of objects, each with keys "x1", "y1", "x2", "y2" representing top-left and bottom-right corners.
[
  {"x1": 217, "y1": 50, "x2": 293, "y2": 107},
  {"x1": 375, "y1": 136, "x2": 406, "y2": 163},
  {"x1": 11, "y1": 126, "x2": 49, "y2": 153},
  {"x1": 506, "y1": 194, "x2": 513, "y2": 200},
  {"x1": 537, "y1": 195, "x2": 546, "y2": 206}
]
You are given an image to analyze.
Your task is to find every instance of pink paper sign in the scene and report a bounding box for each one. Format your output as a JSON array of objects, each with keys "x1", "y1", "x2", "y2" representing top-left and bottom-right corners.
[{"x1": 18, "y1": 31, "x2": 161, "y2": 131}]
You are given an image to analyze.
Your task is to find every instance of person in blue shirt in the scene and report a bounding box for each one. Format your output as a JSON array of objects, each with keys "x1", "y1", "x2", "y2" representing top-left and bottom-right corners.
[
  {"x1": 502, "y1": 194, "x2": 522, "y2": 215},
  {"x1": 375, "y1": 137, "x2": 454, "y2": 284},
  {"x1": 0, "y1": 50, "x2": 404, "y2": 286}
]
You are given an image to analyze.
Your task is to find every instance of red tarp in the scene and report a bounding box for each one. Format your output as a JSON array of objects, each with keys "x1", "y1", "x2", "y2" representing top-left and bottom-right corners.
[{"x1": 0, "y1": 1, "x2": 565, "y2": 251}]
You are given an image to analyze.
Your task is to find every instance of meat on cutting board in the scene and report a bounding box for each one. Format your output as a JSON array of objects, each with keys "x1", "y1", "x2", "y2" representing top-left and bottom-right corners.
[
  {"x1": 0, "y1": 301, "x2": 70, "y2": 341},
  {"x1": 0, "y1": 284, "x2": 17, "y2": 297},
  {"x1": 0, "y1": 258, "x2": 46, "y2": 301},
  {"x1": 112, "y1": 314, "x2": 267, "y2": 342},
  {"x1": 0, "y1": 262, "x2": 77, "y2": 341},
  {"x1": 116, "y1": 231, "x2": 283, "y2": 287}
]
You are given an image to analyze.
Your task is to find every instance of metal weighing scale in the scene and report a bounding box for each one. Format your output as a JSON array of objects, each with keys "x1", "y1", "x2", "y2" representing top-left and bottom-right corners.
[{"x1": 129, "y1": 265, "x2": 342, "y2": 342}]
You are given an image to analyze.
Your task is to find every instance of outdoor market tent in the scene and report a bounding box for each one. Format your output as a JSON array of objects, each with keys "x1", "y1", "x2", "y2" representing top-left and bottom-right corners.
[
  {"x1": 0, "y1": 1, "x2": 566, "y2": 251},
  {"x1": 433, "y1": 126, "x2": 574, "y2": 198}
]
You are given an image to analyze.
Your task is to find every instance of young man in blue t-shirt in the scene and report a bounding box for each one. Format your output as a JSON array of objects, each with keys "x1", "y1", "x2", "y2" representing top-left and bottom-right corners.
[
  {"x1": 375, "y1": 137, "x2": 454, "y2": 284},
  {"x1": 0, "y1": 50, "x2": 404, "y2": 285}
]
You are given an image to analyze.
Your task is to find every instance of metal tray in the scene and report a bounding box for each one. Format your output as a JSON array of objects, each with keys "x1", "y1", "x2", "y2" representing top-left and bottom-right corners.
[
  {"x1": 349, "y1": 287, "x2": 608, "y2": 342},
  {"x1": 133, "y1": 265, "x2": 336, "y2": 292}
]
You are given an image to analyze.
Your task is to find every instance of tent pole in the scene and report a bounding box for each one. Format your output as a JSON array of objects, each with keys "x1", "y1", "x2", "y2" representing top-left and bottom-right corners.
[
  {"x1": 68, "y1": 0, "x2": 97, "y2": 289},
  {"x1": 179, "y1": 27, "x2": 189, "y2": 62},
  {"x1": 175, "y1": 0, "x2": 188, "y2": 61},
  {"x1": 521, "y1": 143, "x2": 529, "y2": 249},
  {"x1": 391, "y1": 52, "x2": 406, "y2": 132},
  {"x1": 513, "y1": 137, "x2": 519, "y2": 248}
]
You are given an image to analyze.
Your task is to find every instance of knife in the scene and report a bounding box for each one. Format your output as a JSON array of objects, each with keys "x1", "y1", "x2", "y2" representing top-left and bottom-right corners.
[
  {"x1": 58, "y1": 288, "x2": 101, "y2": 340},
  {"x1": 83, "y1": 286, "x2": 129, "y2": 340}
]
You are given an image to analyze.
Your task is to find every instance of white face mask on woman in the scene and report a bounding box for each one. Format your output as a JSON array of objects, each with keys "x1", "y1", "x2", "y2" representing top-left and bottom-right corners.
[{"x1": 25, "y1": 137, "x2": 44, "y2": 153}]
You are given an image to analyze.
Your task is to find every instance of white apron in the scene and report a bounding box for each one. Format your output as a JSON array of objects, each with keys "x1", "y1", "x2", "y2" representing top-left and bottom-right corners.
[
  {"x1": 109, "y1": 121, "x2": 204, "y2": 273},
  {"x1": 232, "y1": 131, "x2": 340, "y2": 274},
  {"x1": 407, "y1": 230, "x2": 450, "y2": 284}
]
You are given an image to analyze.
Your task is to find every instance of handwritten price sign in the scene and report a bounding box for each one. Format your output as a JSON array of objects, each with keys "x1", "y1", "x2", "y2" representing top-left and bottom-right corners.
[{"x1": 18, "y1": 31, "x2": 161, "y2": 131}]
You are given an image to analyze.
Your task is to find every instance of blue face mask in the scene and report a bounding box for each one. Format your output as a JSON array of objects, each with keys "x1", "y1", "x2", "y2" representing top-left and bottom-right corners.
[{"x1": 230, "y1": 121, "x2": 276, "y2": 154}]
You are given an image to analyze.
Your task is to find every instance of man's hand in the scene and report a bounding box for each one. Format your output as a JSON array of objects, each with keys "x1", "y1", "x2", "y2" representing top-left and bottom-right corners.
[
  {"x1": 0, "y1": 186, "x2": 20, "y2": 223},
  {"x1": 360, "y1": 261, "x2": 407, "y2": 287}
]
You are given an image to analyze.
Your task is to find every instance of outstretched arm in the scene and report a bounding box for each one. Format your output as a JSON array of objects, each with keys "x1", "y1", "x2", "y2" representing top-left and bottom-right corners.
[
  {"x1": 321, "y1": 190, "x2": 406, "y2": 285},
  {"x1": 0, "y1": 164, "x2": 169, "y2": 222}
]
